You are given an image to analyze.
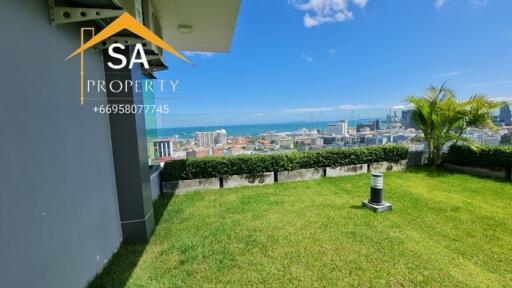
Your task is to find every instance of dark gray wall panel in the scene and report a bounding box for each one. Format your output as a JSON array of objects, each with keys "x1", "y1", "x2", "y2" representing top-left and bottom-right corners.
[{"x1": 0, "y1": 1, "x2": 122, "y2": 287}]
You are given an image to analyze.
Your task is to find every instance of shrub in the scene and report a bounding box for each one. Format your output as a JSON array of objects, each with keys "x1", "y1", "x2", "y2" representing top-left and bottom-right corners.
[
  {"x1": 161, "y1": 145, "x2": 409, "y2": 181},
  {"x1": 445, "y1": 145, "x2": 512, "y2": 168}
]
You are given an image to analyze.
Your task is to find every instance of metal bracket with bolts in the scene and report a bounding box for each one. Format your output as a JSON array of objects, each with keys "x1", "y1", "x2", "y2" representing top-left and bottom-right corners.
[{"x1": 48, "y1": 0, "x2": 124, "y2": 27}]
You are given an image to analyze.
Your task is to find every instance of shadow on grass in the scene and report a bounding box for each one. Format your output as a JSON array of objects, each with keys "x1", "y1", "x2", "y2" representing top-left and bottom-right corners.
[
  {"x1": 403, "y1": 166, "x2": 454, "y2": 178},
  {"x1": 88, "y1": 193, "x2": 175, "y2": 288},
  {"x1": 406, "y1": 166, "x2": 510, "y2": 183},
  {"x1": 349, "y1": 204, "x2": 364, "y2": 210}
]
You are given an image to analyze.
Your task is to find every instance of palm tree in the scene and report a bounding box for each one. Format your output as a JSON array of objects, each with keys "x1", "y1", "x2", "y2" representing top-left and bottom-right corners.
[{"x1": 406, "y1": 85, "x2": 500, "y2": 166}]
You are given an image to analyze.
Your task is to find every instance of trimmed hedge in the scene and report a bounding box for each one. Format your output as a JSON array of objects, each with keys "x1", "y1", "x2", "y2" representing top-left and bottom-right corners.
[
  {"x1": 445, "y1": 145, "x2": 512, "y2": 168},
  {"x1": 161, "y1": 145, "x2": 408, "y2": 181}
]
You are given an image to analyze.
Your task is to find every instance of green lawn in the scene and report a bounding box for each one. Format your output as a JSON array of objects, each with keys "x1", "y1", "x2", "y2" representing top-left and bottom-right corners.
[{"x1": 90, "y1": 169, "x2": 512, "y2": 287}]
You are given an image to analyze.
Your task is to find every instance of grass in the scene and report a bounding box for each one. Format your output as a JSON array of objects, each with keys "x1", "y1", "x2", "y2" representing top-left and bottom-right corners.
[{"x1": 89, "y1": 168, "x2": 512, "y2": 287}]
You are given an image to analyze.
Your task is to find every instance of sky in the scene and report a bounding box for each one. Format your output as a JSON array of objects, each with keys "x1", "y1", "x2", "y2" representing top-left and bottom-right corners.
[{"x1": 154, "y1": 0, "x2": 512, "y2": 127}]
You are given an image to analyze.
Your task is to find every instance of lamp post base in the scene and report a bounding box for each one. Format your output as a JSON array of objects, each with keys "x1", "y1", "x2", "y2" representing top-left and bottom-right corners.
[{"x1": 362, "y1": 200, "x2": 392, "y2": 213}]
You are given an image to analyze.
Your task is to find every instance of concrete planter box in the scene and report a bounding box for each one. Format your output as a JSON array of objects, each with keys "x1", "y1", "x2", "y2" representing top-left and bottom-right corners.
[
  {"x1": 326, "y1": 164, "x2": 368, "y2": 177},
  {"x1": 443, "y1": 163, "x2": 509, "y2": 180},
  {"x1": 222, "y1": 173, "x2": 274, "y2": 188},
  {"x1": 277, "y1": 168, "x2": 324, "y2": 183},
  {"x1": 162, "y1": 178, "x2": 220, "y2": 195},
  {"x1": 370, "y1": 160, "x2": 408, "y2": 173}
]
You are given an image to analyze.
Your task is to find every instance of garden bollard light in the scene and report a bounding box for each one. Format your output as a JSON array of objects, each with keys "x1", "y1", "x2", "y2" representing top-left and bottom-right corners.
[
  {"x1": 370, "y1": 172, "x2": 384, "y2": 205},
  {"x1": 362, "y1": 172, "x2": 392, "y2": 212}
]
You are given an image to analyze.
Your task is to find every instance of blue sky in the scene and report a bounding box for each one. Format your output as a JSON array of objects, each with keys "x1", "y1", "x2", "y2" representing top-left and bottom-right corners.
[{"x1": 154, "y1": 0, "x2": 512, "y2": 127}]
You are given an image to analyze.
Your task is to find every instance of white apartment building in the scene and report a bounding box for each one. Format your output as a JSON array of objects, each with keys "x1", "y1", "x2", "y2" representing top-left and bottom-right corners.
[
  {"x1": 196, "y1": 129, "x2": 228, "y2": 147},
  {"x1": 326, "y1": 120, "x2": 348, "y2": 136},
  {"x1": 215, "y1": 129, "x2": 228, "y2": 145},
  {"x1": 154, "y1": 139, "x2": 173, "y2": 158},
  {"x1": 196, "y1": 132, "x2": 216, "y2": 147}
]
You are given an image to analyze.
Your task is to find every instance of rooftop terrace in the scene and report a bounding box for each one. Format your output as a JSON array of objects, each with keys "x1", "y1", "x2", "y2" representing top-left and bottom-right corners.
[{"x1": 90, "y1": 169, "x2": 512, "y2": 287}]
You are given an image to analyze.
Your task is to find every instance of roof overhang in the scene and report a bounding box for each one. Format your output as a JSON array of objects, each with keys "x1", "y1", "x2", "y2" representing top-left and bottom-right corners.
[
  {"x1": 155, "y1": 0, "x2": 240, "y2": 52},
  {"x1": 114, "y1": 0, "x2": 241, "y2": 53}
]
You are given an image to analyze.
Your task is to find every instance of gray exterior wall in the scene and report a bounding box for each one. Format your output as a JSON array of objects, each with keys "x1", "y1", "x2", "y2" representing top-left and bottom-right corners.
[
  {"x1": 104, "y1": 49, "x2": 155, "y2": 243},
  {"x1": 0, "y1": 1, "x2": 122, "y2": 288}
]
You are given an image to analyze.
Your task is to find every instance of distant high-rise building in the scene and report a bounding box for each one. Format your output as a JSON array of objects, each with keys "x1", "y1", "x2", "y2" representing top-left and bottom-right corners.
[
  {"x1": 401, "y1": 109, "x2": 419, "y2": 129},
  {"x1": 498, "y1": 104, "x2": 512, "y2": 126},
  {"x1": 356, "y1": 124, "x2": 372, "y2": 132},
  {"x1": 196, "y1": 129, "x2": 228, "y2": 147},
  {"x1": 326, "y1": 120, "x2": 348, "y2": 135},
  {"x1": 277, "y1": 137, "x2": 294, "y2": 149},
  {"x1": 356, "y1": 119, "x2": 381, "y2": 132},
  {"x1": 311, "y1": 138, "x2": 324, "y2": 147},
  {"x1": 322, "y1": 136, "x2": 336, "y2": 145},
  {"x1": 214, "y1": 129, "x2": 228, "y2": 145},
  {"x1": 153, "y1": 139, "x2": 173, "y2": 158},
  {"x1": 365, "y1": 136, "x2": 388, "y2": 146},
  {"x1": 195, "y1": 131, "x2": 215, "y2": 147}
]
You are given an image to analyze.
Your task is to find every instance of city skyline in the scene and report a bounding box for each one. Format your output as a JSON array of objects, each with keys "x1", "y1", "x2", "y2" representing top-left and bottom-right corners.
[
  {"x1": 149, "y1": 115, "x2": 390, "y2": 132},
  {"x1": 147, "y1": 108, "x2": 509, "y2": 164}
]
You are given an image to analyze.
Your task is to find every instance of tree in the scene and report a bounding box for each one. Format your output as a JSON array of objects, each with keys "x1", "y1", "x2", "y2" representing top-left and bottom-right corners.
[{"x1": 406, "y1": 85, "x2": 500, "y2": 166}]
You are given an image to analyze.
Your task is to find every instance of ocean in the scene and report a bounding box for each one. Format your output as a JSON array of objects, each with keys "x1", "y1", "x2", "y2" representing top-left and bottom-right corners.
[{"x1": 150, "y1": 119, "x2": 387, "y2": 139}]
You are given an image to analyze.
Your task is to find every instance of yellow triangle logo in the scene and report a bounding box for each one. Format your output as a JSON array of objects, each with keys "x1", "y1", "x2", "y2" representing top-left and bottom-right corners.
[{"x1": 66, "y1": 12, "x2": 191, "y2": 64}]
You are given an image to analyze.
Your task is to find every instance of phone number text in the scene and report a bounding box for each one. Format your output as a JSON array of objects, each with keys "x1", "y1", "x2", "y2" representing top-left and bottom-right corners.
[{"x1": 92, "y1": 105, "x2": 170, "y2": 114}]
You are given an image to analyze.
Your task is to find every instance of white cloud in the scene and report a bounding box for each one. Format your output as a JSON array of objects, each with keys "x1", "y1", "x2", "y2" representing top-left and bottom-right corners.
[
  {"x1": 284, "y1": 107, "x2": 335, "y2": 113},
  {"x1": 435, "y1": 0, "x2": 490, "y2": 9},
  {"x1": 329, "y1": 48, "x2": 338, "y2": 55},
  {"x1": 352, "y1": 0, "x2": 368, "y2": 8},
  {"x1": 489, "y1": 96, "x2": 512, "y2": 102},
  {"x1": 301, "y1": 54, "x2": 313, "y2": 62},
  {"x1": 182, "y1": 51, "x2": 216, "y2": 58},
  {"x1": 284, "y1": 103, "x2": 407, "y2": 113},
  {"x1": 338, "y1": 104, "x2": 371, "y2": 110},
  {"x1": 338, "y1": 103, "x2": 404, "y2": 110},
  {"x1": 465, "y1": 81, "x2": 512, "y2": 88},
  {"x1": 290, "y1": 0, "x2": 368, "y2": 27},
  {"x1": 434, "y1": 70, "x2": 462, "y2": 78},
  {"x1": 435, "y1": 0, "x2": 447, "y2": 9},
  {"x1": 470, "y1": 0, "x2": 489, "y2": 7}
]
